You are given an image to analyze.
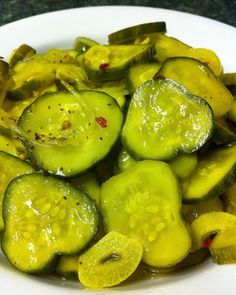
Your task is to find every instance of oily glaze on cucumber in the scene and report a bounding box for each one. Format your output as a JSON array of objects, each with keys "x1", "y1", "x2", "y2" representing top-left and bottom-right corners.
[
  {"x1": 108, "y1": 22, "x2": 166, "y2": 44},
  {"x1": 0, "y1": 151, "x2": 34, "y2": 231},
  {"x1": 18, "y1": 90, "x2": 123, "y2": 177},
  {"x1": 82, "y1": 44, "x2": 154, "y2": 81},
  {"x1": 181, "y1": 144, "x2": 236, "y2": 203},
  {"x1": 1, "y1": 172, "x2": 98, "y2": 273},
  {"x1": 156, "y1": 57, "x2": 233, "y2": 117},
  {"x1": 122, "y1": 78, "x2": 213, "y2": 161},
  {"x1": 100, "y1": 160, "x2": 191, "y2": 268}
]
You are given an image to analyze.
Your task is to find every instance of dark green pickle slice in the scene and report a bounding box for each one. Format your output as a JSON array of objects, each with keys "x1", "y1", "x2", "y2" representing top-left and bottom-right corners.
[
  {"x1": 122, "y1": 78, "x2": 213, "y2": 161},
  {"x1": 1, "y1": 173, "x2": 98, "y2": 273},
  {"x1": 18, "y1": 90, "x2": 123, "y2": 177}
]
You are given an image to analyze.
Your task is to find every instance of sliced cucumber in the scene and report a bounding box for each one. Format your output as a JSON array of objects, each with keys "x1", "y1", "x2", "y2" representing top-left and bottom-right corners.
[
  {"x1": 78, "y1": 231, "x2": 143, "y2": 288},
  {"x1": 73, "y1": 36, "x2": 99, "y2": 54},
  {"x1": 181, "y1": 144, "x2": 236, "y2": 202},
  {"x1": 83, "y1": 44, "x2": 154, "y2": 81},
  {"x1": 122, "y1": 78, "x2": 213, "y2": 160},
  {"x1": 108, "y1": 22, "x2": 166, "y2": 44},
  {"x1": 1, "y1": 172, "x2": 98, "y2": 273},
  {"x1": 100, "y1": 160, "x2": 191, "y2": 267},
  {"x1": 156, "y1": 57, "x2": 233, "y2": 118},
  {"x1": 126, "y1": 62, "x2": 161, "y2": 94},
  {"x1": 56, "y1": 255, "x2": 79, "y2": 278},
  {"x1": 210, "y1": 227, "x2": 236, "y2": 264},
  {"x1": 18, "y1": 90, "x2": 123, "y2": 177},
  {"x1": 190, "y1": 212, "x2": 236, "y2": 251},
  {"x1": 9, "y1": 44, "x2": 36, "y2": 68}
]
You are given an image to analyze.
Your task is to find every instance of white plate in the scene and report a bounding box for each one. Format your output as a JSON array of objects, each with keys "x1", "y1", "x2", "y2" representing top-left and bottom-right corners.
[{"x1": 1, "y1": 5, "x2": 236, "y2": 295}]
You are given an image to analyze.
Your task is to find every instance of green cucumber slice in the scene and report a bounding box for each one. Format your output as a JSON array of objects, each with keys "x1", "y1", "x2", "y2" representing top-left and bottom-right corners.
[
  {"x1": 100, "y1": 160, "x2": 191, "y2": 267},
  {"x1": 181, "y1": 144, "x2": 236, "y2": 202},
  {"x1": 1, "y1": 172, "x2": 98, "y2": 273},
  {"x1": 18, "y1": 90, "x2": 123, "y2": 177},
  {"x1": 122, "y1": 78, "x2": 213, "y2": 160},
  {"x1": 108, "y1": 22, "x2": 166, "y2": 44},
  {"x1": 156, "y1": 57, "x2": 233, "y2": 118},
  {"x1": 78, "y1": 231, "x2": 143, "y2": 288}
]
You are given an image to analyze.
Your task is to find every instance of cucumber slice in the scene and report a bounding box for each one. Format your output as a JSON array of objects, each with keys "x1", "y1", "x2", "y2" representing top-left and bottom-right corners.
[
  {"x1": 1, "y1": 172, "x2": 98, "y2": 273},
  {"x1": 18, "y1": 90, "x2": 123, "y2": 177},
  {"x1": 126, "y1": 62, "x2": 161, "y2": 94},
  {"x1": 56, "y1": 255, "x2": 79, "y2": 278},
  {"x1": 212, "y1": 117, "x2": 236, "y2": 145},
  {"x1": 169, "y1": 153, "x2": 198, "y2": 179},
  {"x1": 182, "y1": 196, "x2": 223, "y2": 224},
  {"x1": 210, "y1": 227, "x2": 236, "y2": 264},
  {"x1": 100, "y1": 160, "x2": 191, "y2": 267},
  {"x1": 224, "y1": 182, "x2": 236, "y2": 215},
  {"x1": 0, "y1": 151, "x2": 34, "y2": 231},
  {"x1": 73, "y1": 36, "x2": 99, "y2": 54},
  {"x1": 122, "y1": 78, "x2": 213, "y2": 160},
  {"x1": 71, "y1": 172, "x2": 101, "y2": 208},
  {"x1": 83, "y1": 44, "x2": 154, "y2": 81},
  {"x1": 108, "y1": 22, "x2": 166, "y2": 44},
  {"x1": 78, "y1": 231, "x2": 143, "y2": 288},
  {"x1": 181, "y1": 144, "x2": 236, "y2": 202},
  {"x1": 156, "y1": 57, "x2": 233, "y2": 118},
  {"x1": 0, "y1": 60, "x2": 12, "y2": 106},
  {"x1": 9, "y1": 44, "x2": 36, "y2": 68},
  {"x1": 190, "y1": 212, "x2": 236, "y2": 251}
]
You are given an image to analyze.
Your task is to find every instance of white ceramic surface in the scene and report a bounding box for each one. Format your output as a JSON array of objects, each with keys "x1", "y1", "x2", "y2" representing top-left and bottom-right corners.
[{"x1": 1, "y1": 6, "x2": 236, "y2": 295}]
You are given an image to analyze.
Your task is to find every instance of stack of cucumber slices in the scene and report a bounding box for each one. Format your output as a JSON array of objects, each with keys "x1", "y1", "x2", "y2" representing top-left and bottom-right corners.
[{"x1": 1, "y1": 21, "x2": 236, "y2": 289}]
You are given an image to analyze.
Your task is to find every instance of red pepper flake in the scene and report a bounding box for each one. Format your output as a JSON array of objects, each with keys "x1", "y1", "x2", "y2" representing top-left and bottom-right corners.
[
  {"x1": 95, "y1": 116, "x2": 107, "y2": 128},
  {"x1": 202, "y1": 238, "x2": 213, "y2": 249},
  {"x1": 203, "y1": 61, "x2": 210, "y2": 65},
  {"x1": 99, "y1": 63, "x2": 110, "y2": 71}
]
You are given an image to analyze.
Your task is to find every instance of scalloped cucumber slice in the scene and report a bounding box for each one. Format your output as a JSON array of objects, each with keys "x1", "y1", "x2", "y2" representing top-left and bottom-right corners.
[
  {"x1": 100, "y1": 160, "x2": 191, "y2": 267},
  {"x1": 1, "y1": 173, "x2": 98, "y2": 273},
  {"x1": 78, "y1": 231, "x2": 143, "y2": 288},
  {"x1": 122, "y1": 78, "x2": 213, "y2": 161},
  {"x1": 181, "y1": 144, "x2": 236, "y2": 202}
]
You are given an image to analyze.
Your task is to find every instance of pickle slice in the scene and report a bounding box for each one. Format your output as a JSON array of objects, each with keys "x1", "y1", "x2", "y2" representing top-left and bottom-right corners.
[
  {"x1": 1, "y1": 173, "x2": 98, "y2": 273},
  {"x1": 122, "y1": 78, "x2": 213, "y2": 160},
  {"x1": 210, "y1": 227, "x2": 236, "y2": 264},
  {"x1": 190, "y1": 212, "x2": 236, "y2": 250},
  {"x1": 78, "y1": 231, "x2": 143, "y2": 288},
  {"x1": 100, "y1": 160, "x2": 191, "y2": 267}
]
